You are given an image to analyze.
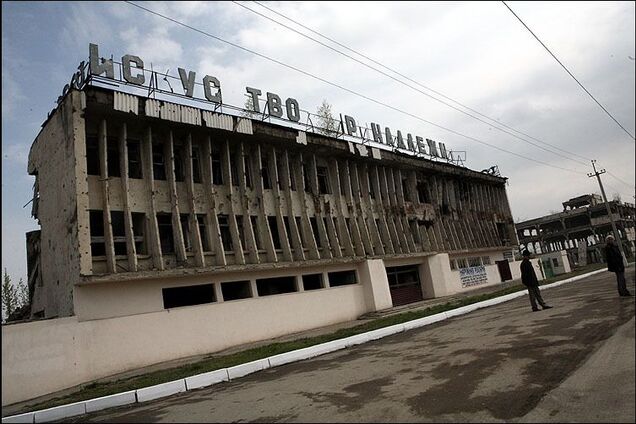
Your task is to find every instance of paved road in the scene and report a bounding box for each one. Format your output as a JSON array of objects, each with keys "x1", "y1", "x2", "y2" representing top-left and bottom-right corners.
[{"x1": 66, "y1": 268, "x2": 635, "y2": 423}]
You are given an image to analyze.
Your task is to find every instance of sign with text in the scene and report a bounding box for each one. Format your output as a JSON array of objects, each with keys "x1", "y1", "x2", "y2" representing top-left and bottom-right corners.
[{"x1": 459, "y1": 265, "x2": 488, "y2": 288}]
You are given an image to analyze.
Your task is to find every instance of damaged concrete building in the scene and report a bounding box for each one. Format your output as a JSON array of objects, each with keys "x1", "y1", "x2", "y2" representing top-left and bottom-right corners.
[
  {"x1": 516, "y1": 194, "x2": 636, "y2": 266},
  {"x1": 27, "y1": 81, "x2": 520, "y2": 323}
]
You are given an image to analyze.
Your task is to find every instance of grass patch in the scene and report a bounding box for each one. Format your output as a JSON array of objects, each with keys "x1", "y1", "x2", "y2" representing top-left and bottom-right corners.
[{"x1": 14, "y1": 262, "x2": 610, "y2": 414}]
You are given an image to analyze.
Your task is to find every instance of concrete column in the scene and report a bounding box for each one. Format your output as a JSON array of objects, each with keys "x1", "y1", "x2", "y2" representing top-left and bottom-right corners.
[
  {"x1": 358, "y1": 259, "x2": 393, "y2": 312},
  {"x1": 419, "y1": 253, "x2": 455, "y2": 298}
]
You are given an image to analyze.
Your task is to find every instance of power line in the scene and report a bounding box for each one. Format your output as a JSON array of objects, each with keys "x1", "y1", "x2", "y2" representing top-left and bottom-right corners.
[
  {"x1": 604, "y1": 169, "x2": 636, "y2": 190},
  {"x1": 502, "y1": 1, "x2": 636, "y2": 141},
  {"x1": 238, "y1": 0, "x2": 591, "y2": 167},
  {"x1": 123, "y1": 1, "x2": 586, "y2": 175}
]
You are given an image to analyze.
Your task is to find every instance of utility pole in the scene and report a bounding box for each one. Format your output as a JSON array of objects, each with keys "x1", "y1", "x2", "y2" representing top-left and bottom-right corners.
[{"x1": 588, "y1": 160, "x2": 627, "y2": 266}]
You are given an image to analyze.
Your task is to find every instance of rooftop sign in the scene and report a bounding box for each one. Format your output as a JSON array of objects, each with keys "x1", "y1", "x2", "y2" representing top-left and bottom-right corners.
[{"x1": 62, "y1": 43, "x2": 465, "y2": 166}]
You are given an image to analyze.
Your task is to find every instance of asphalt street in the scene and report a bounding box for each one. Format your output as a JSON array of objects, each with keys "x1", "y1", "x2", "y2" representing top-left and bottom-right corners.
[{"x1": 65, "y1": 267, "x2": 635, "y2": 423}]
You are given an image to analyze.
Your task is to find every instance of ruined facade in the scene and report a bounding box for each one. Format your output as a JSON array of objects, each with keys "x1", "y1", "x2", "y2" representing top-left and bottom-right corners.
[
  {"x1": 516, "y1": 194, "x2": 636, "y2": 265},
  {"x1": 27, "y1": 86, "x2": 518, "y2": 321}
]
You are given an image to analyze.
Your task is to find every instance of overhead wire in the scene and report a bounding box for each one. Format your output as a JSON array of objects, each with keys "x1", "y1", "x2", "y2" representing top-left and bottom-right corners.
[
  {"x1": 502, "y1": 1, "x2": 636, "y2": 141},
  {"x1": 123, "y1": 1, "x2": 587, "y2": 175},
  {"x1": 233, "y1": 0, "x2": 590, "y2": 168}
]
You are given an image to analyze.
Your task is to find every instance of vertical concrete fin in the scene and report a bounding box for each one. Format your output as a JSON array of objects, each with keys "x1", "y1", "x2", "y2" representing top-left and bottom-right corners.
[
  {"x1": 166, "y1": 131, "x2": 187, "y2": 263},
  {"x1": 119, "y1": 122, "x2": 138, "y2": 272},
  {"x1": 99, "y1": 119, "x2": 116, "y2": 273},
  {"x1": 142, "y1": 126, "x2": 164, "y2": 270}
]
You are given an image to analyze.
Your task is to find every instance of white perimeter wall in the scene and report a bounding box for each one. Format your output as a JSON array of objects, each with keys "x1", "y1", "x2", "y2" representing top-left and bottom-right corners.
[{"x1": 1, "y1": 282, "x2": 367, "y2": 406}]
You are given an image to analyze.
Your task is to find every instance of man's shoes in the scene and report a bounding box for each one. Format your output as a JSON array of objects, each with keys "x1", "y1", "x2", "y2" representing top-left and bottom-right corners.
[
  {"x1": 620, "y1": 292, "x2": 633, "y2": 297},
  {"x1": 532, "y1": 308, "x2": 540, "y2": 312},
  {"x1": 542, "y1": 305, "x2": 553, "y2": 309}
]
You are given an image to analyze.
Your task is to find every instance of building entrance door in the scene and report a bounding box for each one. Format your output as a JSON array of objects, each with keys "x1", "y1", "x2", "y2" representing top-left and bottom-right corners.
[
  {"x1": 386, "y1": 265, "x2": 424, "y2": 306},
  {"x1": 496, "y1": 260, "x2": 512, "y2": 282}
]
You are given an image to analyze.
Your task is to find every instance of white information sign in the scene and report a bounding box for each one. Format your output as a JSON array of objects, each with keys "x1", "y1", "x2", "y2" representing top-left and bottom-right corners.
[{"x1": 460, "y1": 265, "x2": 488, "y2": 288}]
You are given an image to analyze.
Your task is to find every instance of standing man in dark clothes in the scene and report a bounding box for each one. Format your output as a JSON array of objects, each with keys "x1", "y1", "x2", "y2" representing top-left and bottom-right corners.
[
  {"x1": 604, "y1": 235, "x2": 632, "y2": 297},
  {"x1": 520, "y1": 250, "x2": 553, "y2": 312}
]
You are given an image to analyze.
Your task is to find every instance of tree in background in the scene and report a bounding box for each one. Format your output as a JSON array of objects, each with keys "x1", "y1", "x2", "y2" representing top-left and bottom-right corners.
[
  {"x1": 315, "y1": 99, "x2": 338, "y2": 136},
  {"x1": 1, "y1": 269, "x2": 29, "y2": 323},
  {"x1": 242, "y1": 95, "x2": 258, "y2": 118}
]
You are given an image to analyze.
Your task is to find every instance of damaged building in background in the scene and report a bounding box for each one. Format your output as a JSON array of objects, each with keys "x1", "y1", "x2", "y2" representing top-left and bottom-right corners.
[
  {"x1": 516, "y1": 194, "x2": 636, "y2": 273},
  {"x1": 26, "y1": 45, "x2": 521, "y2": 326}
]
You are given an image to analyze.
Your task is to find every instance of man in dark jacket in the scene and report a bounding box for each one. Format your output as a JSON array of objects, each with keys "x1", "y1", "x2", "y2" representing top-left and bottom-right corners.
[
  {"x1": 605, "y1": 235, "x2": 632, "y2": 297},
  {"x1": 520, "y1": 250, "x2": 552, "y2": 312}
]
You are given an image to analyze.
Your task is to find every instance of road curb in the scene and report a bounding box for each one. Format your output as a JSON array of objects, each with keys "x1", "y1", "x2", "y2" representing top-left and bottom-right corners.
[{"x1": 1, "y1": 268, "x2": 607, "y2": 423}]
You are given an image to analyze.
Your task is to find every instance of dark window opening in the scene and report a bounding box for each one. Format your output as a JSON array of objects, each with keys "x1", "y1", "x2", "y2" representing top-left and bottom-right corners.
[
  {"x1": 368, "y1": 173, "x2": 376, "y2": 199},
  {"x1": 236, "y1": 215, "x2": 246, "y2": 249},
  {"x1": 289, "y1": 162, "x2": 297, "y2": 191},
  {"x1": 283, "y1": 216, "x2": 292, "y2": 245},
  {"x1": 262, "y1": 152, "x2": 272, "y2": 189},
  {"x1": 107, "y1": 137, "x2": 120, "y2": 177},
  {"x1": 86, "y1": 135, "x2": 100, "y2": 176},
  {"x1": 302, "y1": 162, "x2": 311, "y2": 193},
  {"x1": 256, "y1": 276, "x2": 297, "y2": 296},
  {"x1": 157, "y1": 213, "x2": 174, "y2": 254},
  {"x1": 251, "y1": 216, "x2": 263, "y2": 250},
  {"x1": 132, "y1": 212, "x2": 147, "y2": 254},
  {"x1": 218, "y1": 214, "x2": 233, "y2": 251},
  {"x1": 302, "y1": 274, "x2": 323, "y2": 291},
  {"x1": 268, "y1": 216, "x2": 281, "y2": 250},
  {"x1": 276, "y1": 154, "x2": 284, "y2": 190},
  {"x1": 111, "y1": 211, "x2": 127, "y2": 256},
  {"x1": 230, "y1": 151, "x2": 239, "y2": 187},
  {"x1": 402, "y1": 178, "x2": 411, "y2": 202},
  {"x1": 328, "y1": 270, "x2": 357, "y2": 287},
  {"x1": 417, "y1": 181, "x2": 429, "y2": 204},
  {"x1": 174, "y1": 147, "x2": 185, "y2": 182},
  {"x1": 345, "y1": 218, "x2": 353, "y2": 242},
  {"x1": 386, "y1": 265, "x2": 420, "y2": 288},
  {"x1": 89, "y1": 210, "x2": 105, "y2": 257},
  {"x1": 180, "y1": 214, "x2": 191, "y2": 252},
  {"x1": 296, "y1": 217, "x2": 306, "y2": 248},
  {"x1": 409, "y1": 220, "x2": 420, "y2": 244},
  {"x1": 211, "y1": 150, "x2": 223, "y2": 185},
  {"x1": 162, "y1": 283, "x2": 215, "y2": 309},
  {"x1": 244, "y1": 155, "x2": 252, "y2": 188},
  {"x1": 221, "y1": 280, "x2": 252, "y2": 301},
  {"x1": 128, "y1": 140, "x2": 143, "y2": 179},
  {"x1": 153, "y1": 144, "x2": 166, "y2": 180},
  {"x1": 338, "y1": 164, "x2": 347, "y2": 196},
  {"x1": 197, "y1": 214, "x2": 209, "y2": 251},
  {"x1": 192, "y1": 146, "x2": 202, "y2": 183},
  {"x1": 310, "y1": 217, "x2": 321, "y2": 248},
  {"x1": 317, "y1": 166, "x2": 330, "y2": 194}
]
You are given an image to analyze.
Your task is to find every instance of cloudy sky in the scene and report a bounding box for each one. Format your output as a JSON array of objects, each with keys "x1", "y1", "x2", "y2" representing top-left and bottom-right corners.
[{"x1": 2, "y1": 1, "x2": 635, "y2": 285}]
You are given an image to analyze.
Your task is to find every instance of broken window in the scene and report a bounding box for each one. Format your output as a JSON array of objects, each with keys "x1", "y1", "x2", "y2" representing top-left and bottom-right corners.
[
  {"x1": 283, "y1": 216, "x2": 292, "y2": 245},
  {"x1": 197, "y1": 214, "x2": 209, "y2": 251},
  {"x1": 296, "y1": 217, "x2": 306, "y2": 248},
  {"x1": 152, "y1": 144, "x2": 167, "y2": 180},
  {"x1": 221, "y1": 280, "x2": 252, "y2": 301},
  {"x1": 310, "y1": 217, "x2": 321, "y2": 248},
  {"x1": 86, "y1": 135, "x2": 100, "y2": 176},
  {"x1": 367, "y1": 172, "x2": 375, "y2": 199},
  {"x1": 302, "y1": 162, "x2": 311, "y2": 193},
  {"x1": 409, "y1": 220, "x2": 420, "y2": 244},
  {"x1": 481, "y1": 256, "x2": 491, "y2": 265},
  {"x1": 157, "y1": 213, "x2": 174, "y2": 254},
  {"x1": 162, "y1": 283, "x2": 215, "y2": 309},
  {"x1": 268, "y1": 216, "x2": 281, "y2": 250},
  {"x1": 244, "y1": 155, "x2": 252, "y2": 188},
  {"x1": 192, "y1": 146, "x2": 202, "y2": 183},
  {"x1": 450, "y1": 259, "x2": 457, "y2": 270},
  {"x1": 262, "y1": 151, "x2": 272, "y2": 189},
  {"x1": 173, "y1": 147, "x2": 185, "y2": 182},
  {"x1": 251, "y1": 216, "x2": 263, "y2": 250},
  {"x1": 236, "y1": 215, "x2": 246, "y2": 249},
  {"x1": 468, "y1": 257, "x2": 482, "y2": 267},
  {"x1": 256, "y1": 276, "x2": 297, "y2": 296},
  {"x1": 127, "y1": 140, "x2": 143, "y2": 179},
  {"x1": 230, "y1": 151, "x2": 240, "y2": 187},
  {"x1": 180, "y1": 214, "x2": 191, "y2": 252},
  {"x1": 211, "y1": 148, "x2": 223, "y2": 185},
  {"x1": 402, "y1": 178, "x2": 411, "y2": 202},
  {"x1": 276, "y1": 153, "x2": 285, "y2": 190},
  {"x1": 457, "y1": 258, "x2": 468, "y2": 269},
  {"x1": 107, "y1": 137, "x2": 120, "y2": 177},
  {"x1": 89, "y1": 210, "x2": 105, "y2": 257},
  {"x1": 338, "y1": 163, "x2": 347, "y2": 196},
  {"x1": 132, "y1": 212, "x2": 146, "y2": 254},
  {"x1": 289, "y1": 160, "x2": 297, "y2": 191},
  {"x1": 111, "y1": 211, "x2": 127, "y2": 256},
  {"x1": 302, "y1": 274, "x2": 323, "y2": 291},
  {"x1": 417, "y1": 180, "x2": 430, "y2": 204},
  {"x1": 328, "y1": 270, "x2": 357, "y2": 287},
  {"x1": 317, "y1": 166, "x2": 330, "y2": 194},
  {"x1": 218, "y1": 214, "x2": 233, "y2": 251}
]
